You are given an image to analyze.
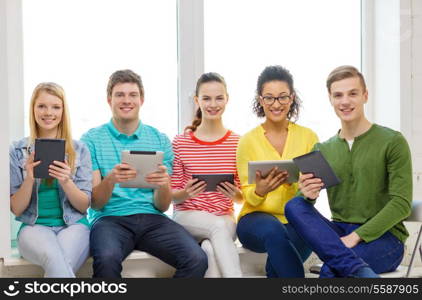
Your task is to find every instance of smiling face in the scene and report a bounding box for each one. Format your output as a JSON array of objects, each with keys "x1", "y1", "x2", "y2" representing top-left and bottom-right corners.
[
  {"x1": 33, "y1": 91, "x2": 63, "y2": 136},
  {"x1": 259, "y1": 80, "x2": 293, "y2": 123},
  {"x1": 195, "y1": 81, "x2": 228, "y2": 121},
  {"x1": 329, "y1": 76, "x2": 368, "y2": 123},
  {"x1": 108, "y1": 82, "x2": 143, "y2": 123}
]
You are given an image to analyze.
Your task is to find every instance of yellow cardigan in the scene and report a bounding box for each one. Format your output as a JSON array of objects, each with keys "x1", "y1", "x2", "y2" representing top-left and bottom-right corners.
[{"x1": 236, "y1": 122, "x2": 318, "y2": 223}]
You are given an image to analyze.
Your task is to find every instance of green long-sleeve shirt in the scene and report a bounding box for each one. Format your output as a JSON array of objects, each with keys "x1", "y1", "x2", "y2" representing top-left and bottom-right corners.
[{"x1": 307, "y1": 124, "x2": 412, "y2": 244}]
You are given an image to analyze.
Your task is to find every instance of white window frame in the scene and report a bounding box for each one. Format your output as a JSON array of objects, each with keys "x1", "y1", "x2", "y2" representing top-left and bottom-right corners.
[
  {"x1": 177, "y1": 0, "x2": 204, "y2": 133},
  {"x1": 0, "y1": 0, "x2": 24, "y2": 259}
]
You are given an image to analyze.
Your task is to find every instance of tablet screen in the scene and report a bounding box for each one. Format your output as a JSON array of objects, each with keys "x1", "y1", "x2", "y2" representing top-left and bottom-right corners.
[
  {"x1": 192, "y1": 174, "x2": 234, "y2": 192},
  {"x1": 34, "y1": 139, "x2": 66, "y2": 179},
  {"x1": 120, "y1": 150, "x2": 164, "y2": 189}
]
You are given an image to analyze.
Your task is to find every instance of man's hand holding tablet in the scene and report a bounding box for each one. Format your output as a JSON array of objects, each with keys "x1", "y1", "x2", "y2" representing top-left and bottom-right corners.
[
  {"x1": 298, "y1": 173, "x2": 324, "y2": 200},
  {"x1": 108, "y1": 163, "x2": 137, "y2": 184},
  {"x1": 144, "y1": 165, "x2": 171, "y2": 188}
]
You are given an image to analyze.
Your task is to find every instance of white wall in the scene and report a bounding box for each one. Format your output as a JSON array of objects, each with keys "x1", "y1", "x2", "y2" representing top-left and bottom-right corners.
[
  {"x1": 0, "y1": 0, "x2": 10, "y2": 259},
  {"x1": 177, "y1": 0, "x2": 204, "y2": 133},
  {"x1": 363, "y1": 0, "x2": 421, "y2": 201},
  {"x1": 362, "y1": 0, "x2": 401, "y2": 128},
  {"x1": 4, "y1": 2, "x2": 24, "y2": 142},
  {"x1": 410, "y1": 0, "x2": 422, "y2": 199},
  {"x1": 0, "y1": 0, "x2": 23, "y2": 259}
]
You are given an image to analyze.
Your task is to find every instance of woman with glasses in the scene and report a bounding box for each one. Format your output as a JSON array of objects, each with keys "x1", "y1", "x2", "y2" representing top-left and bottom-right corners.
[
  {"x1": 9, "y1": 82, "x2": 92, "y2": 277},
  {"x1": 171, "y1": 72, "x2": 243, "y2": 277},
  {"x1": 236, "y1": 65, "x2": 318, "y2": 277}
]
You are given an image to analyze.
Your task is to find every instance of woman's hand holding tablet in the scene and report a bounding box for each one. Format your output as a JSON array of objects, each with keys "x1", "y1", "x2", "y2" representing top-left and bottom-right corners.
[
  {"x1": 48, "y1": 160, "x2": 73, "y2": 184},
  {"x1": 24, "y1": 152, "x2": 41, "y2": 180},
  {"x1": 183, "y1": 178, "x2": 207, "y2": 198},
  {"x1": 248, "y1": 160, "x2": 300, "y2": 185},
  {"x1": 254, "y1": 167, "x2": 289, "y2": 197}
]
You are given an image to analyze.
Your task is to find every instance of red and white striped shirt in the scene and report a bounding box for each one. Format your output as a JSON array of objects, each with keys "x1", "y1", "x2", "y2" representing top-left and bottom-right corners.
[{"x1": 171, "y1": 130, "x2": 240, "y2": 215}]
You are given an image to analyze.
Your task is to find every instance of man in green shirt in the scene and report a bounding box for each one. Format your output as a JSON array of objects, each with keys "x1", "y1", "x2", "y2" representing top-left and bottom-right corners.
[{"x1": 285, "y1": 65, "x2": 412, "y2": 277}]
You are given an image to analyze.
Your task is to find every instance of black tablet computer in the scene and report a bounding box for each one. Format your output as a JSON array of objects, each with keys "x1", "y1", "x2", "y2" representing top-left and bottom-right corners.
[
  {"x1": 34, "y1": 139, "x2": 66, "y2": 179},
  {"x1": 293, "y1": 150, "x2": 341, "y2": 189},
  {"x1": 192, "y1": 174, "x2": 235, "y2": 192}
]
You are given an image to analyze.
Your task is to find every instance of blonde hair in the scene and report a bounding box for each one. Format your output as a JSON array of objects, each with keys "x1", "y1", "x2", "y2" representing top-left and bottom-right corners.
[{"x1": 29, "y1": 82, "x2": 76, "y2": 173}]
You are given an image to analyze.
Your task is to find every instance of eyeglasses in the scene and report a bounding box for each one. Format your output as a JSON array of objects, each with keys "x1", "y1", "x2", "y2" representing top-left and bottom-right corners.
[{"x1": 260, "y1": 95, "x2": 292, "y2": 105}]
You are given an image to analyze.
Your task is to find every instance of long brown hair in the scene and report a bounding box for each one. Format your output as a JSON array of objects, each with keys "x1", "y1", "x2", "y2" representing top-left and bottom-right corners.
[
  {"x1": 185, "y1": 72, "x2": 228, "y2": 132},
  {"x1": 29, "y1": 82, "x2": 76, "y2": 183}
]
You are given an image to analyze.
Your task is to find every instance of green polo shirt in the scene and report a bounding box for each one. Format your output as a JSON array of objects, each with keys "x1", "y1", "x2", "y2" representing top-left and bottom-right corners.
[
  {"x1": 80, "y1": 120, "x2": 174, "y2": 225},
  {"x1": 306, "y1": 124, "x2": 412, "y2": 244}
]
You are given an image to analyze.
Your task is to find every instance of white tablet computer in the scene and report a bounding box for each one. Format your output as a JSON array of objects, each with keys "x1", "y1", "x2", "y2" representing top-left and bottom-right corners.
[
  {"x1": 119, "y1": 150, "x2": 164, "y2": 188},
  {"x1": 248, "y1": 160, "x2": 299, "y2": 184}
]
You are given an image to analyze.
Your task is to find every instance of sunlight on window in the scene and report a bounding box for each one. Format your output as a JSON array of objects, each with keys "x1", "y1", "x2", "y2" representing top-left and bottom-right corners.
[{"x1": 22, "y1": 0, "x2": 178, "y2": 140}]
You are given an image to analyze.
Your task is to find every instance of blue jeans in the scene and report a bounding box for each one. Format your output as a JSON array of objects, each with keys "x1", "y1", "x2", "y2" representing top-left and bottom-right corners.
[
  {"x1": 18, "y1": 224, "x2": 90, "y2": 278},
  {"x1": 236, "y1": 212, "x2": 312, "y2": 277},
  {"x1": 285, "y1": 197, "x2": 404, "y2": 277},
  {"x1": 90, "y1": 213, "x2": 208, "y2": 278}
]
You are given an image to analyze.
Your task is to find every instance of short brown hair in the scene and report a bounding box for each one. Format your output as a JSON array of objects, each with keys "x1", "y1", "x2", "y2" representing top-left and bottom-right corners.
[
  {"x1": 326, "y1": 65, "x2": 367, "y2": 93},
  {"x1": 107, "y1": 69, "x2": 144, "y2": 98}
]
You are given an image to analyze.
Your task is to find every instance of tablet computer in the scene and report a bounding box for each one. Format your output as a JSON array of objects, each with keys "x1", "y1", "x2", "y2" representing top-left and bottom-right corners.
[
  {"x1": 293, "y1": 150, "x2": 341, "y2": 189},
  {"x1": 119, "y1": 150, "x2": 164, "y2": 189},
  {"x1": 34, "y1": 138, "x2": 66, "y2": 179},
  {"x1": 191, "y1": 174, "x2": 235, "y2": 192},
  {"x1": 248, "y1": 160, "x2": 299, "y2": 184}
]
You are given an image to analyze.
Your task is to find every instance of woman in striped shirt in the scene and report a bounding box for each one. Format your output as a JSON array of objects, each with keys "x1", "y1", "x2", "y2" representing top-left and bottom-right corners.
[{"x1": 171, "y1": 72, "x2": 243, "y2": 277}]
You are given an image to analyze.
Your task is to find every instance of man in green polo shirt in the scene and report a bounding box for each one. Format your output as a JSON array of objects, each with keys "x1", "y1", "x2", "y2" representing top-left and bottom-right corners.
[
  {"x1": 285, "y1": 65, "x2": 412, "y2": 277},
  {"x1": 81, "y1": 69, "x2": 207, "y2": 278}
]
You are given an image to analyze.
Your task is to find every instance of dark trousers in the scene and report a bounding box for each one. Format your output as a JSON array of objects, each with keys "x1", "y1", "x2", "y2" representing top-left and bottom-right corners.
[
  {"x1": 90, "y1": 213, "x2": 208, "y2": 278},
  {"x1": 285, "y1": 197, "x2": 404, "y2": 277},
  {"x1": 236, "y1": 212, "x2": 312, "y2": 277}
]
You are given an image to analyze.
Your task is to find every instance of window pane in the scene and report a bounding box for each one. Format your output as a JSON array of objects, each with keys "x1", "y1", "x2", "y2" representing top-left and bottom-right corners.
[
  {"x1": 22, "y1": 0, "x2": 178, "y2": 140},
  {"x1": 205, "y1": 0, "x2": 361, "y2": 217},
  {"x1": 204, "y1": 0, "x2": 360, "y2": 139}
]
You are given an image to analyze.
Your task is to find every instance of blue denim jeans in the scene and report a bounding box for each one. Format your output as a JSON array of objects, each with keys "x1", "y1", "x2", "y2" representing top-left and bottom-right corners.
[
  {"x1": 236, "y1": 212, "x2": 312, "y2": 277},
  {"x1": 90, "y1": 213, "x2": 208, "y2": 278},
  {"x1": 285, "y1": 197, "x2": 404, "y2": 277},
  {"x1": 18, "y1": 224, "x2": 90, "y2": 278}
]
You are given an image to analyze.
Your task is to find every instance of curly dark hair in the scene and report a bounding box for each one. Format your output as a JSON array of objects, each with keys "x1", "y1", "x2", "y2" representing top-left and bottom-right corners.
[{"x1": 252, "y1": 65, "x2": 301, "y2": 122}]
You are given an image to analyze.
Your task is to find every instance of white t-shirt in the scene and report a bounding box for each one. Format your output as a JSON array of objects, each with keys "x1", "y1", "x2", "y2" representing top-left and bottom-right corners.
[{"x1": 347, "y1": 139, "x2": 354, "y2": 150}]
